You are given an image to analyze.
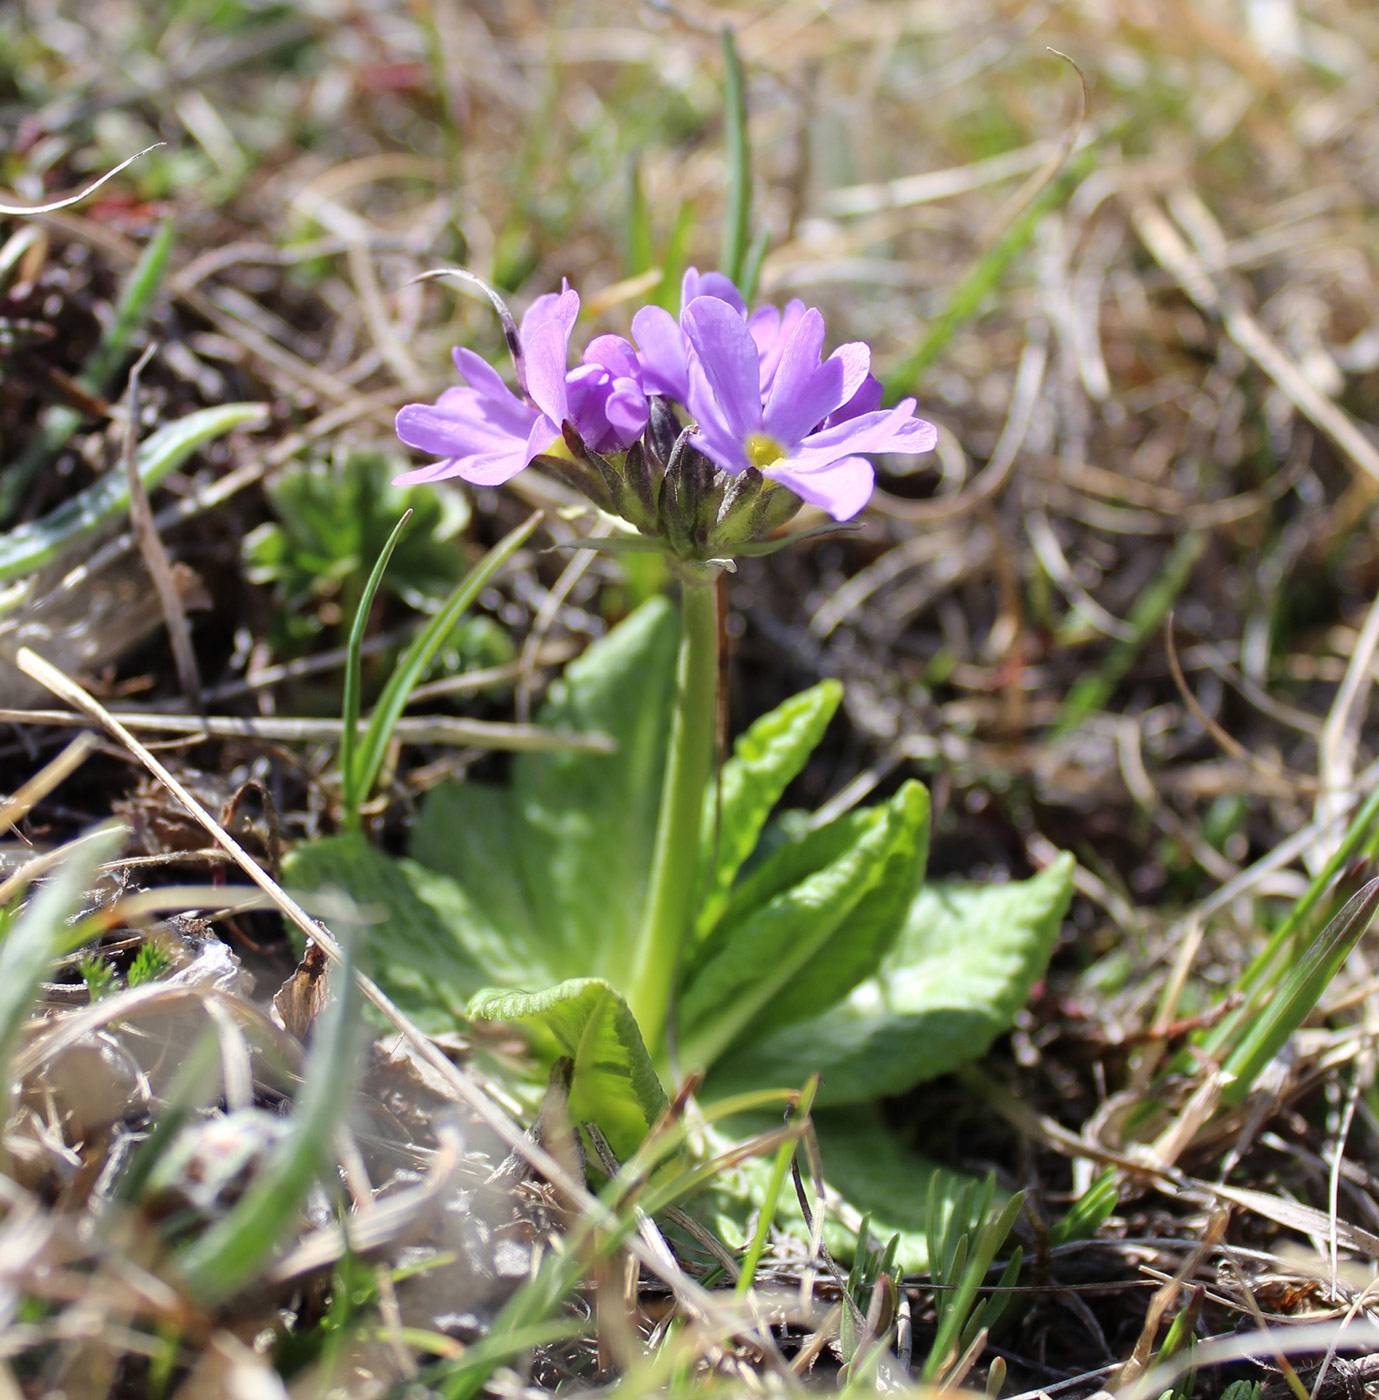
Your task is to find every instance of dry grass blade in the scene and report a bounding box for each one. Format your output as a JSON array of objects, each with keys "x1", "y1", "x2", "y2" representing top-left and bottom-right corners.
[
  {"x1": 119, "y1": 344, "x2": 203, "y2": 712},
  {"x1": 1130, "y1": 194, "x2": 1379, "y2": 489},
  {"x1": 0, "y1": 146, "x2": 164, "y2": 216},
  {"x1": 0, "y1": 730, "x2": 99, "y2": 838},
  {"x1": 1201, "y1": 1182, "x2": 1379, "y2": 1263},
  {"x1": 0, "y1": 708, "x2": 612, "y2": 753}
]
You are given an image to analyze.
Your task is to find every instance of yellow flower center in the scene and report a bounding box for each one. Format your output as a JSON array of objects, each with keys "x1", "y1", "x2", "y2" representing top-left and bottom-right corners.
[
  {"x1": 745, "y1": 432, "x2": 786, "y2": 470},
  {"x1": 541, "y1": 432, "x2": 576, "y2": 462}
]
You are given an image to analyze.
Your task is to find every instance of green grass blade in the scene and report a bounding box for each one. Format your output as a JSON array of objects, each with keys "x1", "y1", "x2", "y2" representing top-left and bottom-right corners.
[
  {"x1": 0, "y1": 402, "x2": 267, "y2": 584},
  {"x1": 1050, "y1": 1167, "x2": 1117, "y2": 1246},
  {"x1": 114, "y1": 1027, "x2": 222, "y2": 1203},
  {"x1": 739, "y1": 225, "x2": 770, "y2": 305},
  {"x1": 657, "y1": 201, "x2": 695, "y2": 310},
  {"x1": 86, "y1": 219, "x2": 177, "y2": 390},
  {"x1": 735, "y1": 1075, "x2": 818, "y2": 1294},
  {"x1": 0, "y1": 823, "x2": 126, "y2": 1115},
  {"x1": 1055, "y1": 531, "x2": 1206, "y2": 736},
  {"x1": 883, "y1": 144, "x2": 1097, "y2": 396},
  {"x1": 350, "y1": 511, "x2": 541, "y2": 807},
  {"x1": 1231, "y1": 786, "x2": 1379, "y2": 1005},
  {"x1": 718, "y1": 26, "x2": 752, "y2": 287},
  {"x1": 340, "y1": 509, "x2": 413, "y2": 830},
  {"x1": 924, "y1": 1184, "x2": 1024, "y2": 1383},
  {"x1": 1, "y1": 220, "x2": 176, "y2": 522},
  {"x1": 175, "y1": 924, "x2": 360, "y2": 1305},
  {"x1": 1218, "y1": 875, "x2": 1379, "y2": 1106},
  {"x1": 1156, "y1": 794, "x2": 1379, "y2": 1087},
  {"x1": 625, "y1": 155, "x2": 654, "y2": 277}
]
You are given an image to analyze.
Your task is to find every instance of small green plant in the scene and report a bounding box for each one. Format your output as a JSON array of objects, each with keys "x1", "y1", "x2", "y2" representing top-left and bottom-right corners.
[
  {"x1": 243, "y1": 447, "x2": 472, "y2": 643},
  {"x1": 127, "y1": 941, "x2": 172, "y2": 987},
  {"x1": 278, "y1": 228, "x2": 1084, "y2": 1280},
  {"x1": 288, "y1": 584, "x2": 1074, "y2": 1260},
  {"x1": 839, "y1": 1218, "x2": 901, "y2": 1374},
  {"x1": 922, "y1": 1173, "x2": 1025, "y2": 1385},
  {"x1": 78, "y1": 953, "x2": 115, "y2": 1001}
]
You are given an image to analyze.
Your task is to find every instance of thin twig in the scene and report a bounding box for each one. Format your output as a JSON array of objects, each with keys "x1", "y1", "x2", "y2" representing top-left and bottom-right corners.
[
  {"x1": 0, "y1": 708, "x2": 612, "y2": 753},
  {"x1": 120, "y1": 344, "x2": 204, "y2": 712}
]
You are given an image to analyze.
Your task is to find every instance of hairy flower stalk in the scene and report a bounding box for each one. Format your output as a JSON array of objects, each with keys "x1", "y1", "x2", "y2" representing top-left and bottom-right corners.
[
  {"x1": 395, "y1": 269, "x2": 939, "y2": 1052},
  {"x1": 626, "y1": 569, "x2": 718, "y2": 1052}
]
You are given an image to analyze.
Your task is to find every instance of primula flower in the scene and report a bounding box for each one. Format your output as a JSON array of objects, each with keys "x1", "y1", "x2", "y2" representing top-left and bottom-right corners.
[
  {"x1": 746, "y1": 297, "x2": 808, "y2": 394},
  {"x1": 394, "y1": 287, "x2": 648, "y2": 487},
  {"x1": 682, "y1": 295, "x2": 937, "y2": 522},
  {"x1": 631, "y1": 267, "x2": 746, "y2": 403},
  {"x1": 567, "y1": 334, "x2": 649, "y2": 453}
]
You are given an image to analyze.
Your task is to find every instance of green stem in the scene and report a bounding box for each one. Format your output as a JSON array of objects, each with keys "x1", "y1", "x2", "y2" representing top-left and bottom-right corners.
[{"x1": 628, "y1": 571, "x2": 719, "y2": 1055}]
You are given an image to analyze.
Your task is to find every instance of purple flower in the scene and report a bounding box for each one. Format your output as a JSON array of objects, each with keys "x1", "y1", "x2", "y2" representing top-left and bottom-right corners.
[
  {"x1": 393, "y1": 286, "x2": 648, "y2": 487},
  {"x1": 682, "y1": 295, "x2": 937, "y2": 521},
  {"x1": 567, "y1": 334, "x2": 649, "y2": 453},
  {"x1": 631, "y1": 267, "x2": 747, "y2": 403},
  {"x1": 746, "y1": 298, "x2": 808, "y2": 394}
]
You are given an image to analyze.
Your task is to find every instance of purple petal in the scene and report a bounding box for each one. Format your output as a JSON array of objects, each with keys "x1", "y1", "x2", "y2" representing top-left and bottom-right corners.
[
  {"x1": 765, "y1": 454, "x2": 875, "y2": 521},
  {"x1": 583, "y1": 333, "x2": 642, "y2": 382},
  {"x1": 632, "y1": 304, "x2": 691, "y2": 401},
  {"x1": 690, "y1": 420, "x2": 750, "y2": 474},
  {"x1": 523, "y1": 414, "x2": 563, "y2": 464},
  {"x1": 392, "y1": 456, "x2": 469, "y2": 486},
  {"x1": 823, "y1": 371, "x2": 884, "y2": 428},
  {"x1": 761, "y1": 307, "x2": 827, "y2": 447},
  {"x1": 765, "y1": 339, "x2": 872, "y2": 443},
  {"x1": 825, "y1": 344, "x2": 873, "y2": 414},
  {"x1": 518, "y1": 284, "x2": 578, "y2": 343},
  {"x1": 522, "y1": 316, "x2": 572, "y2": 426},
  {"x1": 566, "y1": 362, "x2": 649, "y2": 452},
  {"x1": 790, "y1": 399, "x2": 938, "y2": 470},
  {"x1": 681, "y1": 266, "x2": 747, "y2": 316},
  {"x1": 603, "y1": 377, "x2": 649, "y2": 445},
  {"x1": 451, "y1": 346, "x2": 513, "y2": 400},
  {"x1": 393, "y1": 445, "x2": 530, "y2": 488},
  {"x1": 395, "y1": 391, "x2": 534, "y2": 459},
  {"x1": 746, "y1": 305, "x2": 779, "y2": 344},
  {"x1": 752, "y1": 298, "x2": 807, "y2": 391},
  {"x1": 682, "y1": 295, "x2": 763, "y2": 439}
]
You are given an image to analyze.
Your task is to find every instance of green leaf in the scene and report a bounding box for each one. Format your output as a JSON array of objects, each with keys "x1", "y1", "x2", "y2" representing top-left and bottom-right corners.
[
  {"x1": 410, "y1": 783, "x2": 549, "y2": 986},
  {"x1": 509, "y1": 597, "x2": 679, "y2": 981},
  {"x1": 696, "y1": 680, "x2": 842, "y2": 936},
  {"x1": 468, "y1": 979, "x2": 666, "y2": 1160},
  {"x1": 282, "y1": 833, "x2": 494, "y2": 1034},
  {"x1": 711, "y1": 855, "x2": 1074, "y2": 1106},
  {"x1": 406, "y1": 600, "x2": 680, "y2": 1019},
  {"x1": 678, "y1": 781, "x2": 930, "y2": 1070}
]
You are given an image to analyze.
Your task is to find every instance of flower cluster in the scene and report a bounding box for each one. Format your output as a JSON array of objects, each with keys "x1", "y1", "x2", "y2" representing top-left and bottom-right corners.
[{"x1": 395, "y1": 269, "x2": 937, "y2": 560}]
